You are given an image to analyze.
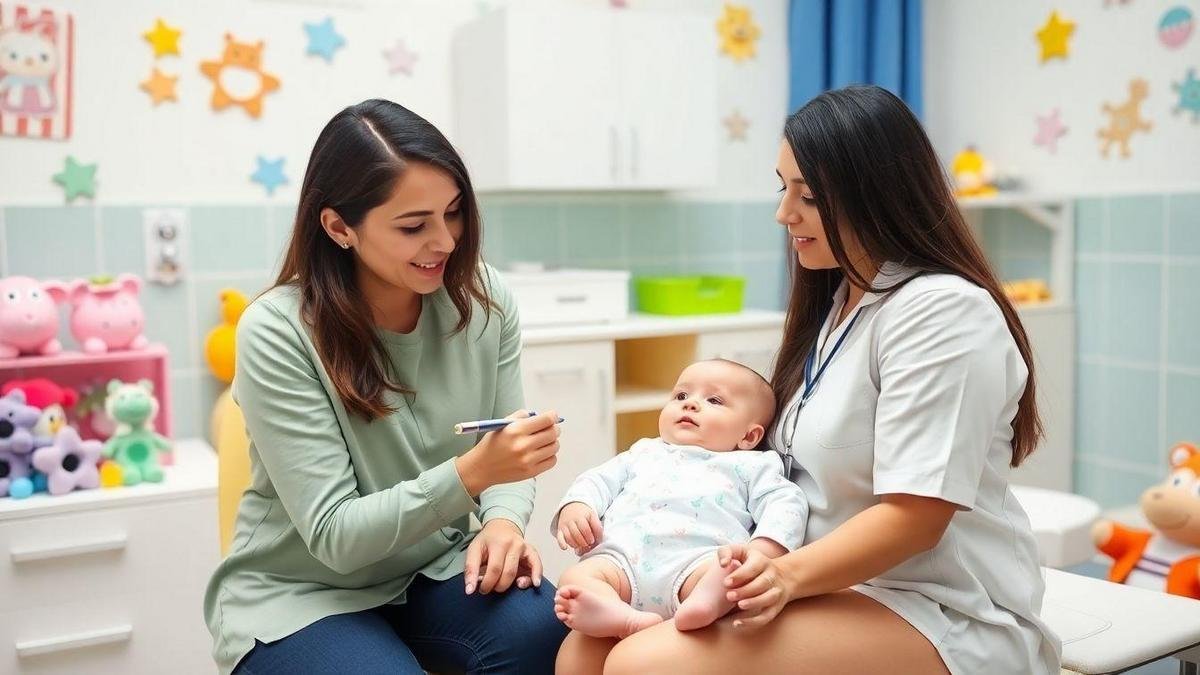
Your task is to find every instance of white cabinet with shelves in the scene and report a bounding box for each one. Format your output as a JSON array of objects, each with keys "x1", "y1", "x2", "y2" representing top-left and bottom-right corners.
[{"x1": 452, "y1": 6, "x2": 716, "y2": 191}]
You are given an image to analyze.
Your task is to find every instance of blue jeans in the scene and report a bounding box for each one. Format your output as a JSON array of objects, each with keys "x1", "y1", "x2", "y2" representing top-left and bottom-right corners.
[{"x1": 234, "y1": 574, "x2": 567, "y2": 675}]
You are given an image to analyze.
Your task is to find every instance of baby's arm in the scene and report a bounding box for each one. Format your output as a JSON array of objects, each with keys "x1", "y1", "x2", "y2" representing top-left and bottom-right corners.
[
  {"x1": 744, "y1": 452, "x2": 809, "y2": 553},
  {"x1": 551, "y1": 440, "x2": 644, "y2": 552}
]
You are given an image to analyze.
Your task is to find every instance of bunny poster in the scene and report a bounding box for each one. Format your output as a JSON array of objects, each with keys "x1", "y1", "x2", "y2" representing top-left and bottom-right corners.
[{"x1": 0, "y1": 2, "x2": 73, "y2": 140}]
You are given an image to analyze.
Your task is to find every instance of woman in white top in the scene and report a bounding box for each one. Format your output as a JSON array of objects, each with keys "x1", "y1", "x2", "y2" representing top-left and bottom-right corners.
[{"x1": 557, "y1": 86, "x2": 1061, "y2": 674}]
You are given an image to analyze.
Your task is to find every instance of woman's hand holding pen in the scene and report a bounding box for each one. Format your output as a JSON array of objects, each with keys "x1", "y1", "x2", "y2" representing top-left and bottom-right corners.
[{"x1": 455, "y1": 409, "x2": 561, "y2": 496}]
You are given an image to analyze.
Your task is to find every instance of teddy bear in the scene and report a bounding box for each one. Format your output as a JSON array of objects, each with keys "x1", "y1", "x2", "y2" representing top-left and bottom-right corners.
[
  {"x1": 102, "y1": 379, "x2": 171, "y2": 485},
  {"x1": 0, "y1": 388, "x2": 48, "y2": 456},
  {"x1": 0, "y1": 389, "x2": 47, "y2": 499},
  {"x1": 1092, "y1": 442, "x2": 1200, "y2": 599}
]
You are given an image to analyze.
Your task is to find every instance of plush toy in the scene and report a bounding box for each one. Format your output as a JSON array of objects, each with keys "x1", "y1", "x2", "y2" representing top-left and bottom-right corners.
[
  {"x1": 1092, "y1": 442, "x2": 1200, "y2": 599},
  {"x1": 0, "y1": 388, "x2": 49, "y2": 455},
  {"x1": 32, "y1": 426, "x2": 101, "y2": 495},
  {"x1": 0, "y1": 276, "x2": 69, "y2": 358},
  {"x1": 0, "y1": 448, "x2": 33, "y2": 498},
  {"x1": 67, "y1": 274, "x2": 148, "y2": 354},
  {"x1": 2, "y1": 378, "x2": 79, "y2": 440},
  {"x1": 0, "y1": 389, "x2": 47, "y2": 499},
  {"x1": 102, "y1": 379, "x2": 170, "y2": 485},
  {"x1": 204, "y1": 288, "x2": 248, "y2": 384},
  {"x1": 951, "y1": 146, "x2": 998, "y2": 198}
]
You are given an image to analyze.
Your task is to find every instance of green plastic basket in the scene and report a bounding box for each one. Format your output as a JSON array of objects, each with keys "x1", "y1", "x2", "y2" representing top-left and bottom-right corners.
[{"x1": 634, "y1": 276, "x2": 745, "y2": 315}]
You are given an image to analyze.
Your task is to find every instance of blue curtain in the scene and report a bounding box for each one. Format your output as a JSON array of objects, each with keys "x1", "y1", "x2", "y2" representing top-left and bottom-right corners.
[{"x1": 787, "y1": 0, "x2": 923, "y2": 117}]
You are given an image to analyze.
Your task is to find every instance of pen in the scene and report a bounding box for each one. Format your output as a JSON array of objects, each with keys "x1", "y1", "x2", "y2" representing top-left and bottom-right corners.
[{"x1": 453, "y1": 411, "x2": 565, "y2": 435}]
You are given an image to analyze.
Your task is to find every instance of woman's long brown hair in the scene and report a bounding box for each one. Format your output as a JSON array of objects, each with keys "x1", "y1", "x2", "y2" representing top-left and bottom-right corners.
[
  {"x1": 775, "y1": 86, "x2": 1042, "y2": 467},
  {"x1": 273, "y1": 99, "x2": 491, "y2": 421}
]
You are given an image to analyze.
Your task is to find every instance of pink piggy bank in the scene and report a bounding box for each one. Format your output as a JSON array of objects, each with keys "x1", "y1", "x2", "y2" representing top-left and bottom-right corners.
[
  {"x1": 68, "y1": 274, "x2": 149, "y2": 354},
  {"x1": 0, "y1": 276, "x2": 69, "y2": 359}
]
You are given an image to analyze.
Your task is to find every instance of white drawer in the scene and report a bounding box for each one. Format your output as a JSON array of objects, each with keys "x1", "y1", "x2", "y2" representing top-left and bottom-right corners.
[
  {"x1": 503, "y1": 270, "x2": 629, "y2": 326},
  {"x1": 0, "y1": 497, "x2": 219, "y2": 614},
  {"x1": 696, "y1": 327, "x2": 783, "y2": 378},
  {"x1": 0, "y1": 587, "x2": 214, "y2": 675}
]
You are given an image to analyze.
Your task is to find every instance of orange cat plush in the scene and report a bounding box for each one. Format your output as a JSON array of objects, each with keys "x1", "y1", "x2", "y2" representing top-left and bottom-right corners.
[{"x1": 1091, "y1": 443, "x2": 1200, "y2": 599}]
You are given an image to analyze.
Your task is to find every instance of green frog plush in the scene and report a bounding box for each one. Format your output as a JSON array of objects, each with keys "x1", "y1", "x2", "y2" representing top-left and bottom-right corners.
[{"x1": 102, "y1": 379, "x2": 171, "y2": 485}]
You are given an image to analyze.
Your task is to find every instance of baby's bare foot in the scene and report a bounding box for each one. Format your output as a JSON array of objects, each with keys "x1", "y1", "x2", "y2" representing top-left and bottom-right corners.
[
  {"x1": 674, "y1": 559, "x2": 740, "y2": 631},
  {"x1": 554, "y1": 585, "x2": 664, "y2": 638}
]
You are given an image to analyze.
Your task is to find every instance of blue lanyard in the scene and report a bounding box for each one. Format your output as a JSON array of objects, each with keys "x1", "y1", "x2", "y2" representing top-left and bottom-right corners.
[{"x1": 779, "y1": 305, "x2": 865, "y2": 476}]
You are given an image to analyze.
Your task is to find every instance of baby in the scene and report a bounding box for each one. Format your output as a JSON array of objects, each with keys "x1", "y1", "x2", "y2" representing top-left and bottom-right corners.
[{"x1": 551, "y1": 359, "x2": 808, "y2": 638}]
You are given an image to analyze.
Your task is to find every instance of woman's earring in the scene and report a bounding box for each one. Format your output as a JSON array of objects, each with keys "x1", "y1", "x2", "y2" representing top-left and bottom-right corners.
[{"x1": 341, "y1": 241, "x2": 350, "y2": 249}]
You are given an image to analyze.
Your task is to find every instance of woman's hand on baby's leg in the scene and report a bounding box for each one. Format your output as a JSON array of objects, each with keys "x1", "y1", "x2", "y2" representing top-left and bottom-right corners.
[
  {"x1": 556, "y1": 502, "x2": 604, "y2": 554},
  {"x1": 717, "y1": 544, "x2": 795, "y2": 629}
]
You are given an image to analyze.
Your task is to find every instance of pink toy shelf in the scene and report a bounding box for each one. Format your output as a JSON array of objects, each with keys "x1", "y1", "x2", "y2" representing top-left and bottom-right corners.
[{"x1": 0, "y1": 343, "x2": 171, "y2": 441}]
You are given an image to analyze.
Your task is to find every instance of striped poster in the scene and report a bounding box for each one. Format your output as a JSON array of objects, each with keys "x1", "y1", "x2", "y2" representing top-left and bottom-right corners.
[{"x1": 0, "y1": 2, "x2": 74, "y2": 140}]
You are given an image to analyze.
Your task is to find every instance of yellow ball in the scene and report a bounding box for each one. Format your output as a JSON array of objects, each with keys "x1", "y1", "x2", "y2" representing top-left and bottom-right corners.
[{"x1": 99, "y1": 460, "x2": 124, "y2": 488}]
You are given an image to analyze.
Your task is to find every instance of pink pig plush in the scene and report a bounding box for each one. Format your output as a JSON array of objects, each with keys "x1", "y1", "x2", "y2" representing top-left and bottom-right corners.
[
  {"x1": 68, "y1": 274, "x2": 149, "y2": 354},
  {"x1": 0, "y1": 276, "x2": 69, "y2": 359}
]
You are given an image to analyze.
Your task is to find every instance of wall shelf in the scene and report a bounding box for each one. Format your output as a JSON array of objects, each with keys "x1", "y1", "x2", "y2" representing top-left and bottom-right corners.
[
  {"x1": 614, "y1": 385, "x2": 672, "y2": 415},
  {"x1": 958, "y1": 193, "x2": 1075, "y2": 306}
]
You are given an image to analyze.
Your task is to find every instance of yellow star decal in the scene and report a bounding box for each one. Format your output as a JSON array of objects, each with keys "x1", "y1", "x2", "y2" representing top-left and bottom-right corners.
[
  {"x1": 1035, "y1": 11, "x2": 1075, "y2": 63},
  {"x1": 144, "y1": 18, "x2": 182, "y2": 58},
  {"x1": 717, "y1": 4, "x2": 761, "y2": 62},
  {"x1": 140, "y1": 67, "x2": 178, "y2": 105}
]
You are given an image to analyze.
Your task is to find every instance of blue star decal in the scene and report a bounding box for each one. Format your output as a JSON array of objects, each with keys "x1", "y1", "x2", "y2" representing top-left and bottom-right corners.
[
  {"x1": 304, "y1": 17, "x2": 346, "y2": 63},
  {"x1": 251, "y1": 156, "x2": 288, "y2": 196}
]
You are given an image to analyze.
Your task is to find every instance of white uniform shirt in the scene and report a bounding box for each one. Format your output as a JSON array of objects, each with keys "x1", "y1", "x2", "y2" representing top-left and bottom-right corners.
[{"x1": 774, "y1": 262, "x2": 1061, "y2": 675}]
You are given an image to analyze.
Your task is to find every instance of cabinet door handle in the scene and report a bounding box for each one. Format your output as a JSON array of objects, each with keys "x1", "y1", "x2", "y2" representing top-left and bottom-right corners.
[
  {"x1": 609, "y1": 125, "x2": 618, "y2": 181},
  {"x1": 536, "y1": 367, "x2": 586, "y2": 381},
  {"x1": 555, "y1": 294, "x2": 588, "y2": 304},
  {"x1": 16, "y1": 624, "x2": 133, "y2": 658},
  {"x1": 630, "y1": 126, "x2": 639, "y2": 181},
  {"x1": 10, "y1": 533, "x2": 128, "y2": 563}
]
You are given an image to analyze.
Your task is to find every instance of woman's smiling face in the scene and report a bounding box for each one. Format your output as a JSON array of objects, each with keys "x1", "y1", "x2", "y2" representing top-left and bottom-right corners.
[{"x1": 775, "y1": 140, "x2": 868, "y2": 272}]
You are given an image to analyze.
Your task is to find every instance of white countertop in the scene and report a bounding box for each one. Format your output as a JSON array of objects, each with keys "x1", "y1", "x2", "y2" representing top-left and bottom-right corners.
[
  {"x1": 0, "y1": 438, "x2": 216, "y2": 521},
  {"x1": 521, "y1": 309, "x2": 786, "y2": 345}
]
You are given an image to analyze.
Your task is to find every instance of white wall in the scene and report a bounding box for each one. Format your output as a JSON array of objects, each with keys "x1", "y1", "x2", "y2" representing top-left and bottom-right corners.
[
  {"x1": 0, "y1": 0, "x2": 789, "y2": 204},
  {"x1": 924, "y1": 0, "x2": 1200, "y2": 197}
]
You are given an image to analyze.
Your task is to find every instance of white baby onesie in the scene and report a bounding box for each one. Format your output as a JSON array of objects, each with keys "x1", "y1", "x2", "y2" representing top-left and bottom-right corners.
[{"x1": 553, "y1": 437, "x2": 808, "y2": 618}]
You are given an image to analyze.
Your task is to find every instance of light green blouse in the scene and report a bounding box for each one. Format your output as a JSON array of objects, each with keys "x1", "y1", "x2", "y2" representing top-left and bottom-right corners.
[{"x1": 203, "y1": 265, "x2": 531, "y2": 674}]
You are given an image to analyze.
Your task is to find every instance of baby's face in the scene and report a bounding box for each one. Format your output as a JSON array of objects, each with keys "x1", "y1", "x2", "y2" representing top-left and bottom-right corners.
[{"x1": 658, "y1": 361, "x2": 769, "y2": 451}]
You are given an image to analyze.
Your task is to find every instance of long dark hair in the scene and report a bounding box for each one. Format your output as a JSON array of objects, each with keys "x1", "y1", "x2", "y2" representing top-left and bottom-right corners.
[
  {"x1": 774, "y1": 85, "x2": 1041, "y2": 467},
  {"x1": 273, "y1": 99, "x2": 491, "y2": 421}
]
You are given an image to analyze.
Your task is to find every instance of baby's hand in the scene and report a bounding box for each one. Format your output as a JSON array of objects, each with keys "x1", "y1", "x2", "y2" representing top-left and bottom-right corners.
[{"x1": 556, "y1": 502, "x2": 603, "y2": 555}]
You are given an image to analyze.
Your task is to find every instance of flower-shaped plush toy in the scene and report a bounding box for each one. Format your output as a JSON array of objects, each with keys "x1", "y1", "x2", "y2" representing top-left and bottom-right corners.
[{"x1": 32, "y1": 426, "x2": 101, "y2": 496}]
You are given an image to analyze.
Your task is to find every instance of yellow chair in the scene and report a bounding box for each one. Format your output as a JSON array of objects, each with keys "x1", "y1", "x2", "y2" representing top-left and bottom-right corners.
[{"x1": 213, "y1": 387, "x2": 252, "y2": 556}]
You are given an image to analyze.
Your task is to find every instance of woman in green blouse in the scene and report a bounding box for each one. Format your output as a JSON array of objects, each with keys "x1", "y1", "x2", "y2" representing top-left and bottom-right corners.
[{"x1": 204, "y1": 99, "x2": 567, "y2": 674}]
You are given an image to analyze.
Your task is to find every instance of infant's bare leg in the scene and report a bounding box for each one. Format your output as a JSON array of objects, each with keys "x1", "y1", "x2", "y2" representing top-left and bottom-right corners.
[
  {"x1": 558, "y1": 557, "x2": 632, "y2": 603},
  {"x1": 674, "y1": 553, "x2": 739, "y2": 631},
  {"x1": 555, "y1": 558, "x2": 664, "y2": 639}
]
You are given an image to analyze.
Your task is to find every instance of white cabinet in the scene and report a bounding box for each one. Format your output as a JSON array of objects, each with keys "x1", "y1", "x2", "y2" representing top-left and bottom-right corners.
[
  {"x1": 0, "y1": 440, "x2": 218, "y2": 674},
  {"x1": 696, "y1": 327, "x2": 783, "y2": 379},
  {"x1": 520, "y1": 340, "x2": 616, "y2": 579},
  {"x1": 452, "y1": 6, "x2": 716, "y2": 191}
]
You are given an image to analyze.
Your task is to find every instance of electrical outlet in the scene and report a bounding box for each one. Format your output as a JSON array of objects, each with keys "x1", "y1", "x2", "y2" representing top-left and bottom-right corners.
[{"x1": 143, "y1": 208, "x2": 187, "y2": 285}]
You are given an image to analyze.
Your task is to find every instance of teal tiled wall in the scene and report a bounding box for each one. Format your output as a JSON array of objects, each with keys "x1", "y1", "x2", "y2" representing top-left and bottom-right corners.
[
  {"x1": 984, "y1": 192, "x2": 1200, "y2": 508},
  {"x1": 0, "y1": 197, "x2": 789, "y2": 439}
]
